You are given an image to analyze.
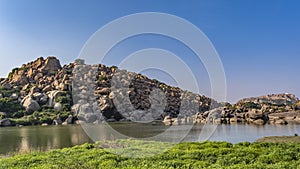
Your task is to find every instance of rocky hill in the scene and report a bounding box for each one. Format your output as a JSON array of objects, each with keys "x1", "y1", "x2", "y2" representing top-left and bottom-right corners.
[
  {"x1": 0, "y1": 56, "x2": 300, "y2": 126},
  {"x1": 0, "y1": 56, "x2": 216, "y2": 126}
]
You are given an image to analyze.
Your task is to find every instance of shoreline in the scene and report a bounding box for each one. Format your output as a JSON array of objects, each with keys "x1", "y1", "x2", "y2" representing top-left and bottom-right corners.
[{"x1": 1, "y1": 118, "x2": 300, "y2": 128}]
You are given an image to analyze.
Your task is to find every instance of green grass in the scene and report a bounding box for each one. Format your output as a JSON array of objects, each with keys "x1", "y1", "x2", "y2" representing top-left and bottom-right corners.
[
  {"x1": 256, "y1": 136, "x2": 300, "y2": 143},
  {"x1": 1, "y1": 139, "x2": 300, "y2": 169}
]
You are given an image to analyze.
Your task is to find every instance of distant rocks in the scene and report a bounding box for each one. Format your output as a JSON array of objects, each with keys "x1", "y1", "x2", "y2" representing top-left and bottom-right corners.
[
  {"x1": 269, "y1": 112, "x2": 300, "y2": 125},
  {"x1": 238, "y1": 93, "x2": 298, "y2": 106}
]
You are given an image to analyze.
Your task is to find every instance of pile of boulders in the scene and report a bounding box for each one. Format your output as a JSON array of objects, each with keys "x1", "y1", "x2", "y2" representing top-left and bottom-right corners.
[
  {"x1": 1, "y1": 56, "x2": 300, "y2": 126},
  {"x1": 71, "y1": 60, "x2": 103, "y2": 123}
]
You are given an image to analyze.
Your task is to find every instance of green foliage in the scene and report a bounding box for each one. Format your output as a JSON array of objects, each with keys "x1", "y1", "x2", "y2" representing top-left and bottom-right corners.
[
  {"x1": 97, "y1": 75, "x2": 108, "y2": 81},
  {"x1": 1, "y1": 140, "x2": 300, "y2": 169},
  {"x1": 49, "y1": 71, "x2": 58, "y2": 76},
  {"x1": 9, "y1": 109, "x2": 72, "y2": 126},
  {"x1": 54, "y1": 92, "x2": 72, "y2": 111},
  {"x1": 10, "y1": 117, "x2": 32, "y2": 126},
  {"x1": 7, "y1": 67, "x2": 19, "y2": 79},
  {"x1": 0, "y1": 98, "x2": 25, "y2": 118},
  {"x1": 0, "y1": 87, "x2": 20, "y2": 97},
  {"x1": 242, "y1": 102, "x2": 261, "y2": 109},
  {"x1": 12, "y1": 110, "x2": 26, "y2": 118}
]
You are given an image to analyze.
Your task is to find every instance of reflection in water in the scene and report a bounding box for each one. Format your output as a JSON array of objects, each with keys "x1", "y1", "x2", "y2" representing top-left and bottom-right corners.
[
  {"x1": 0, "y1": 125, "x2": 92, "y2": 154},
  {"x1": 19, "y1": 127, "x2": 29, "y2": 153},
  {"x1": 0, "y1": 124, "x2": 300, "y2": 155},
  {"x1": 209, "y1": 124, "x2": 300, "y2": 143}
]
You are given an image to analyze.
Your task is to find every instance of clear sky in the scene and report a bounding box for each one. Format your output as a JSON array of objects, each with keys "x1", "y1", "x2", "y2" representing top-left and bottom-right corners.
[{"x1": 0, "y1": 0, "x2": 299, "y2": 103}]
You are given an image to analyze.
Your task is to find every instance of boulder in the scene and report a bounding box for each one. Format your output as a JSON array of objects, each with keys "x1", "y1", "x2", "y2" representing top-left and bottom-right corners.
[
  {"x1": 53, "y1": 118, "x2": 62, "y2": 125},
  {"x1": 0, "y1": 118, "x2": 11, "y2": 126},
  {"x1": 0, "y1": 112, "x2": 7, "y2": 117},
  {"x1": 34, "y1": 73, "x2": 43, "y2": 81},
  {"x1": 30, "y1": 86, "x2": 40, "y2": 94},
  {"x1": 32, "y1": 92, "x2": 43, "y2": 100},
  {"x1": 2, "y1": 82, "x2": 12, "y2": 89},
  {"x1": 246, "y1": 110, "x2": 264, "y2": 119},
  {"x1": 294, "y1": 116, "x2": 300, "y2": 123},
  {"x1": 96, "y1": 87, "x2": 111, "y2": 95},
  {"x1": 230, "y1": 117, "x2": 238, "y2": 124},
  {"x1": 54, "y1": 102, "x2": 63, "y2": 112},
  {"x1": 39, "y1": 56, "x2": 61, "y2": 73},
  {"x1": 206, "y1": 108, "x2": 222, "y2": 124},
  {"x1": 64, "y1": 115, "x2": 73, "y2": 124},
  {"x1": 23, "y1": 97, "x2": 41, "y2": 113},
  {"x1": 42, "y1": 85, "x2": 53, "y2": 93},
  {"x1": 99, "y1": 96, "x2": 111, "y2": 111},
  {"x1": 58, "y1": 83, "x2": 69, "y2": 91},
  {"x1": 71, "y1": 104, "x2": 81, "y2": 115},
  {"x1": 39, "y1": 95, "x2": 49, "y2": 105},
  {"x1": 9, "y1": 93, "x2": 18, "y2": 100},
  {"x1": 47, "y1": 90, "x2": 64, "y2": 107},
  {"x1": 162, "y1": 115, "x2": 173, "y2": 125}
]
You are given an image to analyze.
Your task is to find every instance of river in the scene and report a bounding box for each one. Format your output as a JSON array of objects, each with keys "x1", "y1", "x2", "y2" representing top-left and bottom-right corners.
[{"x1": 0, "y1": 123, "x2": 299, "y2": 155}]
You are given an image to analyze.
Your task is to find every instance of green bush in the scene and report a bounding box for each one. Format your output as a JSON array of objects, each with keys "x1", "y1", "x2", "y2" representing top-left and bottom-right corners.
[
  {"x1": 0, "y1": 97, "x2": 25, "y2": 118},
  {"x1": 12, "y1": 110, "x2": 26, "y2": 118},
  {"x1": 54, "y1": 92, "x2": 72, "y2": 111},
  {"x1": 242, "y1": 102, "x2": 261, "y2": 109},
  {"x1": 0, "y1": 87, "x2": 20, "y2": 97},
  {"x1": 7, "y1": 67, "x2": 19, "y2": 79},
  {"x1": 10, "y1": 118, "x2": 32, "y2": 126}
]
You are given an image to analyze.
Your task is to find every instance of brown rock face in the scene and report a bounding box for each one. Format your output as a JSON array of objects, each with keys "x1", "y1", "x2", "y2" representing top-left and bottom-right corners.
[
  {"x1": 7, "y1": 56, "x2": 61, "y2": 87},
  {"x1": 39, "y1": 56, "x2": 61, "y2": 73},
  {"x1": 32, "y1": 57, "x2": 44, "y2": 69}
]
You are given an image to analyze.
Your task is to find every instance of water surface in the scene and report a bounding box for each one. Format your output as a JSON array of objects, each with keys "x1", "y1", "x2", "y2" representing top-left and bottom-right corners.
[{"x1": 0, "y1": 124, "x2": 299, "y2": 155}]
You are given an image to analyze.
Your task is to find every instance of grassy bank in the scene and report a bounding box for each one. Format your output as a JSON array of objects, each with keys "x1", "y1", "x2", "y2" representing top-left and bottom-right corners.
[
  {"x1": 1, "y1": 139, "x2": 300, "y2": 169},
  {"x1": 256, "y1": 136, "x2": 300, "y2": 143}
]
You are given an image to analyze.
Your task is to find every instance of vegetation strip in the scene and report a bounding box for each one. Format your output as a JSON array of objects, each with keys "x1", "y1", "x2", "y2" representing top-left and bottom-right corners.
[{"x1": 1, "y1": 139, "x2": 300, "y2": 169}]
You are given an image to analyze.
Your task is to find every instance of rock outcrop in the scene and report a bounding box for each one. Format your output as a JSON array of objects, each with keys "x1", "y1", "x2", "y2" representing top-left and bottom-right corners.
[{"x1": 1, "y1": 56, "x2": 300, "y2": 126}]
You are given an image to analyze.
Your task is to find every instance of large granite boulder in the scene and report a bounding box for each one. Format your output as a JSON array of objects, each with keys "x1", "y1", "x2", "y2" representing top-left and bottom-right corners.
[
  {"x1": 22, "y1": 96, "x2": 41, "y2": 113},
  {"x1": 39, "y1": 56, "x2": 61, "y2": 73}
]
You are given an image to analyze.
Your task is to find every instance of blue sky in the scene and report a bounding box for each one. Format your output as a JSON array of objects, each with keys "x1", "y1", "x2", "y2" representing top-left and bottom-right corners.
[{"x1": 0, "y1": 0, "x2": 299, "y2": 103}]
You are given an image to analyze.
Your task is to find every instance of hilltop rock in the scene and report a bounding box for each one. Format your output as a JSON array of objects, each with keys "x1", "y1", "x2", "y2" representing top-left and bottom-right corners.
[
  {"x1": 39, "y1": 56, "x2": 61, "y2": 73},
  {"x1": 9, "y1": 57, "x2": 60, "y2": 84},
  {"x1": 237, "y1": 93, "x2": 298, "y2": 106}
]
